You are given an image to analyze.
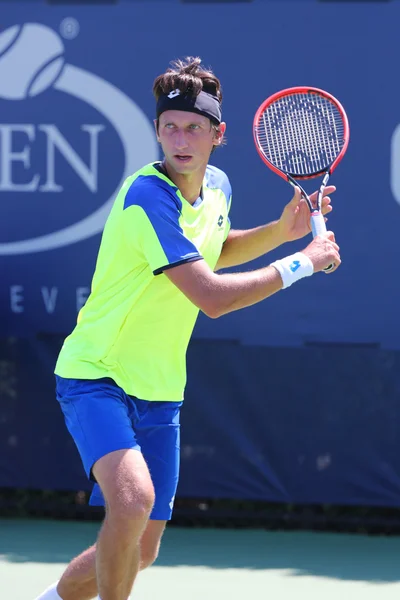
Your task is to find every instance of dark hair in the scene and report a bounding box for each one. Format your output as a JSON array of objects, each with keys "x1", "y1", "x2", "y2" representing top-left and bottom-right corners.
[
  {"x1": 152, "y1": 56, "x2": 223, "y2": 104},
  {"x1": 153, "y1": 57, "x2": 225, "y2": 152}
]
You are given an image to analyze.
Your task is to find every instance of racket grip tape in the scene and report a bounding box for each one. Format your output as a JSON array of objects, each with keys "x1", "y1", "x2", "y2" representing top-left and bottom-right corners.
[
  {"x1": 310, "y1": 212, "x2": 327, "y2": 237},
  {"x1": 310, "y1": 212, "x2": 335, "y2": 274}
]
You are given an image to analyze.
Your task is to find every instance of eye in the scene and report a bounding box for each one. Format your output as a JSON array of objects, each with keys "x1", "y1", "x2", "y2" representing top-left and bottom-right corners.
[
  {"x1": 165, "y1": 123, "x2": 175, "y2": 129},
  {"x1": 189, "y1": 124, "x2": 201, "y2": 130}
]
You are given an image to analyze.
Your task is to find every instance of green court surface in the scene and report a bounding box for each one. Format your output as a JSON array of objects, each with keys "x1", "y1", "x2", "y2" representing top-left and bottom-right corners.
[{"x1": 2, "y1": 518, "x2": 400, "y2": 600}]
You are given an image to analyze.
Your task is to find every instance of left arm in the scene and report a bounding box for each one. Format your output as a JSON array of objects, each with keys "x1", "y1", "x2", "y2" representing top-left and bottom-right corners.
[
  {"x1": 215, "y1": 221, "x2": 284, "y2": 270},
  {"x1": 216, "y1": 185, "x2": 336, "y2": 271}
]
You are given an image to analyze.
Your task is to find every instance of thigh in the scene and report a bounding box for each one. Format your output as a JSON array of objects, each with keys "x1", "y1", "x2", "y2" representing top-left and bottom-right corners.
[
  {"x1": 92, "y1": 447, "x2": 154, "y2": 512},
  {"x1": 56, "y1": 375, "x2": 140, "y2": 481},
  {"x1": 136, "y1": 401, "x2": 182, "y2": 521}
]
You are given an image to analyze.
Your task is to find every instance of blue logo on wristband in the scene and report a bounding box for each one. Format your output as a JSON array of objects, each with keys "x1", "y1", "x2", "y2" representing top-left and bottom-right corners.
[{"x1": 289, "y1": 260, "x2": 301, "y2": 273}]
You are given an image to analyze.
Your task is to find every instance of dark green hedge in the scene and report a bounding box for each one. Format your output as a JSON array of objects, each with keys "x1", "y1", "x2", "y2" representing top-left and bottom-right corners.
[{"x1": 2, "y1": 488, "x2": 400, "y2": 535}]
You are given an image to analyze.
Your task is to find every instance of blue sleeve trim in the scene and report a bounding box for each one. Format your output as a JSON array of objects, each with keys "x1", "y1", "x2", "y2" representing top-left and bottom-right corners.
[
  {"x1": 153, "y1": 255, "x2": 204, "y2": 276},
  {"x1": 124, "y1": 175, "x2": 200, "y2": 265}
]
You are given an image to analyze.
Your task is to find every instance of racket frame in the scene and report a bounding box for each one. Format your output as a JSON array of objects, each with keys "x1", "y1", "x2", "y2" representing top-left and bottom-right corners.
[
  {"x1": 253, "y1": 86, "x2": 350, "y2": 184},
  {"x1": 253, "y1": 86, "x2": 350, "y2": 273}
]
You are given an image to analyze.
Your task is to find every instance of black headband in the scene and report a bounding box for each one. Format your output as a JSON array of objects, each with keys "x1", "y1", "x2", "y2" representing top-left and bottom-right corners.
[{"x1": 156, "y1": 89, "x2": 222, "y2": 125}]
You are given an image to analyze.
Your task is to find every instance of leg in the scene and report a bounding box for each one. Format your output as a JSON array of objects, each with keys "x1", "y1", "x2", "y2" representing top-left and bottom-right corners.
[
  {"x1": 56, "y1": 545, "x2": 97, "y2": 600},
  {"x1": 139, "y1": 520, "x2": 167, "y2": 570},
  {"x1": 45, "y1": 381, "x2": 179, "y2": 600},
  {"x1": 56, "y1": 520, "x2": 166, "y2": 600},
  {"x1": 93, "y1": 448, "x2": 155, "y2": 600},
  {"x1": 48, "y1": 377, "x2": 150, "y2": 600}
]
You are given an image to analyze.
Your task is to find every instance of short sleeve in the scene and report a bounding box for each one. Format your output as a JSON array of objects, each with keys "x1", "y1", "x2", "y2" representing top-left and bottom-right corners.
[
  {"x1": 123, "y1": 175, "x2": 203, "y2": 275},
  {"x1": 223, "y1": 190, "x2": 232, "y2": 242},
  {"x1": 204, "y1": 165, "x2": 232, "y2": 243},
  {"x1": 224, "y1": 214, "x2": 231, "y2": 242}
]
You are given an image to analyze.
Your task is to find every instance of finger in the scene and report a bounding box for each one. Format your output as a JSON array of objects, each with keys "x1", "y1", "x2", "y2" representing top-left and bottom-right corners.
[
  {"x1": 309, "y1": 185, "x2": 336, "y2": 202},
  {"x1": 315, "y1": 231, "x2": 336, "y2": 242},
  {"x1": 321, "y1": 196, "x2": 331, "y2": 206},
  {"x1": 326, "y1": 230, "x2": 335, "y2": 240},
  {"x1": 322, "y1": 185, "x2": 336, "y2": 196},
  {"x1": 321, "y1": 205, "x2": 333, "y2": 216},
  {"x1": 329, "y1": 258, "x2": 341, "y2": 273},
  {"x1": 325, "y1": 255, "x2": 341, "y2": 274},
  {"x1": 325, "y1": 264, "x2": 338, "y2": 274},
  {"x1": 325, "y1": 240, "x2": 340, "y2": 253},
  {"x1": 291, "y1": 186, "x2": 302, "y2": 203}
]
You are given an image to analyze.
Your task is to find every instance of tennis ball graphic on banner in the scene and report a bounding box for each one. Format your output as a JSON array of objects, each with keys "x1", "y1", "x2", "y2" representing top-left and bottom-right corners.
[
  {"x1": 0, "y1": 20, "x2": 159, "y2": 255},
  {"x1": 0, "y1": 23, "x2": 65, "y2": 99}
]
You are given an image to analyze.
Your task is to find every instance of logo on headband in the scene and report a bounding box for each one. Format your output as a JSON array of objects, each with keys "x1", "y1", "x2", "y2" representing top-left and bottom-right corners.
[{"x1": 168, "y1": 89, "x2": 181, "y2": 99}]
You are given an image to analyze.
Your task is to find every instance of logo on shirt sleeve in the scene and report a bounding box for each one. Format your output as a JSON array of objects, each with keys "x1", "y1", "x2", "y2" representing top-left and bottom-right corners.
[{"x1": 217, "y1": 215, "x2": 224, "y2": 228}]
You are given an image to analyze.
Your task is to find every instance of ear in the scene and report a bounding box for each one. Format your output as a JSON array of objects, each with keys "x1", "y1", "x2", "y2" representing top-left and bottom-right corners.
[
  {"x1": 153, "y1": 119, "x2": 161, "y2": 143},
  {"x1": 213, "y1": 122, "x2": 226, "y2": 146}
]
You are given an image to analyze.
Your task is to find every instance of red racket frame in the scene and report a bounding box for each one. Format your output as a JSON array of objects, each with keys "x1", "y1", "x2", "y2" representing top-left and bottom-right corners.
[{"x1": 253, "y1": 86, "x2": 350, "y2": 181}]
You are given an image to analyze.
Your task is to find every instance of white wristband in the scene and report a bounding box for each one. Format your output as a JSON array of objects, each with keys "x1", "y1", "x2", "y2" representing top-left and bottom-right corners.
[{"x1": 271, "y1": 252, "x2": 314, "y2": 289}]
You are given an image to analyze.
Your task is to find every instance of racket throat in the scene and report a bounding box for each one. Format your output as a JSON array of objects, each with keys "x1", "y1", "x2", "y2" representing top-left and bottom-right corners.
[
  {"x1": 286, "y1": 174, "x2": 308, "y2": 201},
  {"x1": 286, "y1": 175, "x2": 314, "y2": 214},
  {"x1": 318, "y1": 172, "x2": 330, "y2": 197}
]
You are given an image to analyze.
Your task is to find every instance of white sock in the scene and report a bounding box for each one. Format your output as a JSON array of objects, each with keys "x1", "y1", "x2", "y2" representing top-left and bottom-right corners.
[
  {"x1": 34, "y1": 585, "x2": 130, "y2": 600},
  {"x1": 96, "y1": 596, "x2": 131, "y2": 600},
  {"x1": 34, "y1": 582, "x2": 62, "y2": 600}
]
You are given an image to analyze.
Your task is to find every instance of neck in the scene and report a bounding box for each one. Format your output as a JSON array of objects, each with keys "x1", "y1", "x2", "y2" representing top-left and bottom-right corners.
[{"x1": 161, "y1": 160, "x2": 206, "y2": 205}]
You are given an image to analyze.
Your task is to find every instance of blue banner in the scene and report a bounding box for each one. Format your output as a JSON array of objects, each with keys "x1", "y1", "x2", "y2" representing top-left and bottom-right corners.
[
  {"x1": 1, "y1": 336, "x2": 400, "y2": 506},
  {"x1": 1, "y1": 1, "x2": 400, "y2": 506},
  {"x1": 1, "y1": 1, "x2": 399, "y2": 348}
]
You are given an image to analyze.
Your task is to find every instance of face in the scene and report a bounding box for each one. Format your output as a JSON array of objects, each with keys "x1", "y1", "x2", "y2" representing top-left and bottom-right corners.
[{"x1": 155, "y1": 110, "x2": 226, "y2": 175}]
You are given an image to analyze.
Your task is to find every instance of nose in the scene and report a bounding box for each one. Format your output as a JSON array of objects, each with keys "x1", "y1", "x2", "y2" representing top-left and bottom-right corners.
[{"x1": 174, "y1": 129, "x2": 188, "y2": 150}]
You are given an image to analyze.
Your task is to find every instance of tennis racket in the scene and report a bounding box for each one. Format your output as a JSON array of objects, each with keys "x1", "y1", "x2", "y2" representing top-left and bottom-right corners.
[{"x1": 253, "y1": 86, "x2": 349, "y2": 272}]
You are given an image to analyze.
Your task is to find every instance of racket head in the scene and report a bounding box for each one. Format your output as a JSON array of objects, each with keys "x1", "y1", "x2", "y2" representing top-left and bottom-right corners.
[{"x1": 253, "y1": 86, "x2": 350, "y2": 181}]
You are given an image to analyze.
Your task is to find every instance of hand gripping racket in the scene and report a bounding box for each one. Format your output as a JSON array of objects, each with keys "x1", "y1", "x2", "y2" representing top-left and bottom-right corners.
[{"x1": 253, "y1": 86, "x2": 349, "y2": 272}]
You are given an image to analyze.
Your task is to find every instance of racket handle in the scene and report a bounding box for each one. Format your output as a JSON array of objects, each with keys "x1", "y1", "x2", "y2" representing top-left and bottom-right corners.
[
  {"x1": 310, "y1": 211, "x2": 327, "y2": 237},
  {"x1": 310, "y1": 212, "x2": 334, "y2": 274}
]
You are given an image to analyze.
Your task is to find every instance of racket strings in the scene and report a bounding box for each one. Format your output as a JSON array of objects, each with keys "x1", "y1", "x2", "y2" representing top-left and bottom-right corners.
[{"x1": 256, "y1": 93, "x2": 345, "y2": 176}]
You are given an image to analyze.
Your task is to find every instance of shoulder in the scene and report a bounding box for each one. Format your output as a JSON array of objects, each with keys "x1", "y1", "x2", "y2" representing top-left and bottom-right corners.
[
  {"x1": 123, "y1": 163, "x2": 182, "y2": 215},
  {"x1": 204, "y1": 165, "x2": 232, "y2": 203}
]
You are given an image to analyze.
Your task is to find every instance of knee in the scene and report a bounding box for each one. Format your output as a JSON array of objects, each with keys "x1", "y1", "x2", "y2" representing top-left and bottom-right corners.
[
  {"x1": 140, "y1": 545, "x2": 160, "y2": 570},
  {"x1": 106, "y1": 486, "x2": 155, "y2": 525}
]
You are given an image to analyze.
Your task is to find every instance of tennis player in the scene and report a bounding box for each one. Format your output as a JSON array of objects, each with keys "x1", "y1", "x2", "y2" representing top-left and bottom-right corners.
[{"x1": 35, "y1": 57, "x2": 340, "y2": 600}]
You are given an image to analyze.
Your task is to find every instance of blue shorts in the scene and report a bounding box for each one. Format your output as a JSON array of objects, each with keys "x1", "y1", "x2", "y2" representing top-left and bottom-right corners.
[{"x1": 55, "y1": 375, "x2": 182, "y2": 520}]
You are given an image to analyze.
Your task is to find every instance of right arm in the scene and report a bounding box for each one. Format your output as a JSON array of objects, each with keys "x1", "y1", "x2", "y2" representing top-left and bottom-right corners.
[
  {"x1": 122, "y1": 179, "x2": 340, "y2": 318},
  {"x1": 165, "y1": 233, "x2": 341, "y2": 319},
  {"x1": 166, "y1": 259, "x2": 282, "y2": 318}
]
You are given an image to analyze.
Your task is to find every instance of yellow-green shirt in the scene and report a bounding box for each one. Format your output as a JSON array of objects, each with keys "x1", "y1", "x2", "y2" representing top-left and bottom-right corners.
[{"x1": 55, "y1": 162, "x2": 232, "y2": 400}]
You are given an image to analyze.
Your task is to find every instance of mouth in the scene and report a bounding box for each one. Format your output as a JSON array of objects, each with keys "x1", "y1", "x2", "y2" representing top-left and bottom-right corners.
[{"x1": 174, "y1": 155, "x2": 193, "y2": 163}]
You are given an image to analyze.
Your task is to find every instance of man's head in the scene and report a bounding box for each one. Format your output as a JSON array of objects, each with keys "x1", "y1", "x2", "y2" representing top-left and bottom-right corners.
[{"x1": 153, "y1": 57, "x2": 226, "y2": 174}]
